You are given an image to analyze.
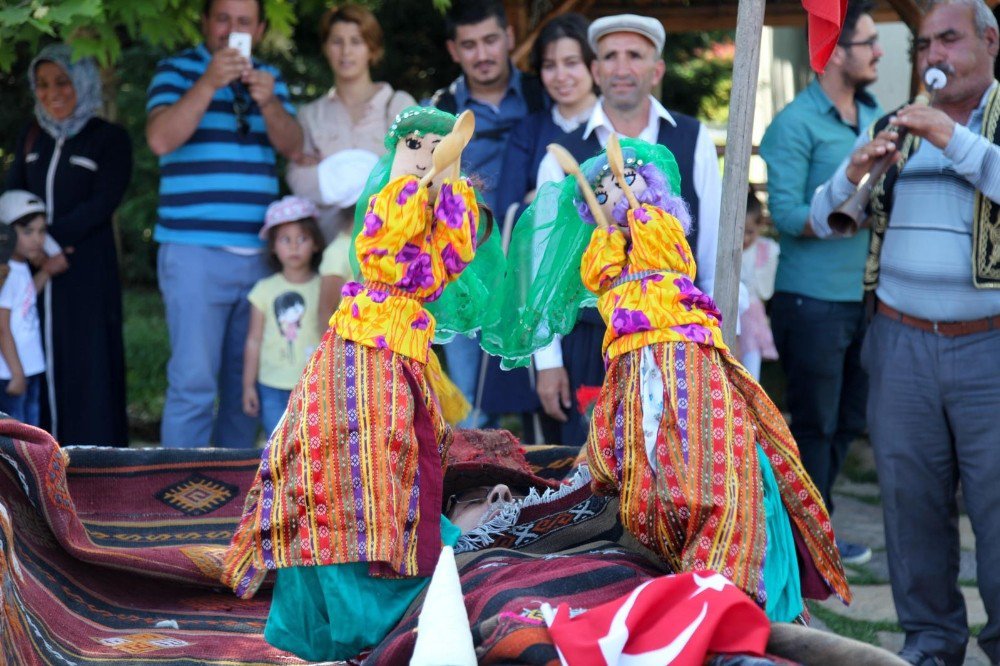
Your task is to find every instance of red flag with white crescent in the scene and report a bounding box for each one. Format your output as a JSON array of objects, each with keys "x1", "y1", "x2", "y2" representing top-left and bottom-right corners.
[
  {"x1": 803, "y1": 0, "x2": 848, "y2": 73},
  {"x1": 542, "y1": 571, "x2": 770, "y2": 666}
]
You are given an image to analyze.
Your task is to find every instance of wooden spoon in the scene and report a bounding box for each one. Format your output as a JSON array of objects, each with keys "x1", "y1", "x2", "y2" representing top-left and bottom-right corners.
[
  {"x1": 606, "y1": 133, "x2": 639, "y2": 210},
  {"x1": 546, "y1": 143, "x2": 610, "y2": 229},
  {"x1": 420, "y1": 110, "x2": 476, "y2": 189}
]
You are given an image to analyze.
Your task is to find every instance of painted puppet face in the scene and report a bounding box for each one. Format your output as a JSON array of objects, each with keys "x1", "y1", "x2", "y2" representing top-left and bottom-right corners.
[
  {"x1": 593, "y1": 165, "x2": 648, "y2": 223},
  {"x1": 389, "y1": 132, "x2": 445, "y2": 188}
]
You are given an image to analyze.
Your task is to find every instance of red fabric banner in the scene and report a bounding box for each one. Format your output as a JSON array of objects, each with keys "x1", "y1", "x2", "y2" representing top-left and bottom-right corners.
[
  {"x1": 803, "y1": 0, "x2": 848, "y2": 73},
  {"x1": 544, "y1": 571, "x2": 770, "y2": 666}
]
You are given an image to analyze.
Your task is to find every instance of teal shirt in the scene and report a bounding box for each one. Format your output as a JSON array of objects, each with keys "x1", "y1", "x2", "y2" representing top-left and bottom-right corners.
[{"x1": 760, "y1": 80, "x2": 882, "y2": 301}]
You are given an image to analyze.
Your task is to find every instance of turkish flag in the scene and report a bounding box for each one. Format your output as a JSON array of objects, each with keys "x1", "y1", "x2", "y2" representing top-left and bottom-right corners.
[
  {"x1": 803, "y1": 0, "x2": 848, "y2": 73},
  {"x1": 543, "y1": 571, "x2": 770, "y2": 666}
]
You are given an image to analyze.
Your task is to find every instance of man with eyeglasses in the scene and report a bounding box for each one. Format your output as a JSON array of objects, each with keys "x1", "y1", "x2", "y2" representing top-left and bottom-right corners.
[
  {"x1": 759, "y1": 0, "x2": 883, "y2": 568},
  {"x1": 145, "y1": 0, "x2": 303, "y2": 449}
]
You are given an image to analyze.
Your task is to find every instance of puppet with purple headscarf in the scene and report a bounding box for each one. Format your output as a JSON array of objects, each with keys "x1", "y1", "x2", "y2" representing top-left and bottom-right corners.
[{"x1": 486, "y1": 137, "x2": 852, "y2": 621}]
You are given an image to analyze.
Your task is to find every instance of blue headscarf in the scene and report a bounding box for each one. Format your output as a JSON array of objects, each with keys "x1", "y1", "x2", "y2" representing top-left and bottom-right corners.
[{"x1": 28, "y1": 43, "x2": 102, "y2": 140}]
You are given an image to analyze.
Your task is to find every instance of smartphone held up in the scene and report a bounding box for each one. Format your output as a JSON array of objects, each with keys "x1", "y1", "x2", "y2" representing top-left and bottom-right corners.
[{"x1": 228, "y1": 32, "x2": 252, "y2": 61}]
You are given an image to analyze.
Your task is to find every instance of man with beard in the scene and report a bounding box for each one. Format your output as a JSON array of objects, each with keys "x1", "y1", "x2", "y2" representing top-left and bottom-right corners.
[
  {"x1": 759, "y1": 0, "x2": 883, "y2": 567},
  {"x1": 431, "y1": 0, "x2": 547, "y2": 429},
  {"x1": 812, "y1": 1, "x2": 1000, "y2": 663}
]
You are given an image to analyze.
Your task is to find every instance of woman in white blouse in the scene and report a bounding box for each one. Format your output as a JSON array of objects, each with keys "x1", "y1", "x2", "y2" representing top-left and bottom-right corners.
[{"x1": 287, "y1": 3, "x2": 415, "y2": 329}]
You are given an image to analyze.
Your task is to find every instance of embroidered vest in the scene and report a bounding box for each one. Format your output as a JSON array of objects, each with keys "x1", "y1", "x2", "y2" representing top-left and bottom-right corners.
[{"x1": 866, "y1": 85, "x2": 1000, "y2": 291}]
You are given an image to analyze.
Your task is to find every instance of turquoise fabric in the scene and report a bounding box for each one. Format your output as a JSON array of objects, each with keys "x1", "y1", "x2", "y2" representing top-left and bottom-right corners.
[
  {"x1": 759, "y1": 79, "x2": 883, "y2": 302},
  {"x1": 264, "y1": 516, "x2": 462, "y2": 662},
  {"x1": 758, "y1": 443, "x2": 804, "y2": 622}
]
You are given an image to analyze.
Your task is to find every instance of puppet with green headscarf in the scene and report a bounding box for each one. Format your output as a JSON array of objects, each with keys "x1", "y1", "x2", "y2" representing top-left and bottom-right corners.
[
  {"x1": 488, "y1": 137, "x2": 852, "y2": 623},
  {"x1": 351, "y1": 106, "x2": 505, "y2": 341},
  {"x1": 222, "y1": 106, "x2": 495, "y2": 662}
]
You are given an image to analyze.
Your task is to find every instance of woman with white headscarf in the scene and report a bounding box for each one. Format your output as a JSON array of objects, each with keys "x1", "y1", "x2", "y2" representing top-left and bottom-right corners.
[{"x1": 3, "y1": 43, "x2": 132, "y2": 446}]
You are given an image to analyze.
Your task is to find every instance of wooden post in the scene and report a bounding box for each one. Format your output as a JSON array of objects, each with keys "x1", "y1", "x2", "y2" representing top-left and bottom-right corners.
[{"x1": 714, "y1": 0, "x2": 766, "y2": 346}]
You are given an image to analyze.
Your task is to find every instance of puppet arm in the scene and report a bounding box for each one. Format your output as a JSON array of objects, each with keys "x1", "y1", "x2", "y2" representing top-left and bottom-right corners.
[
  {"x1": 354, "y1": 175, "x2": 429, "y2": 282},
  {"x1": 580, "y1": 226, "x2": 628, "y2": 295},
  {"x1": 430, "y1": 178, "x2": 478, "y2": 284}
]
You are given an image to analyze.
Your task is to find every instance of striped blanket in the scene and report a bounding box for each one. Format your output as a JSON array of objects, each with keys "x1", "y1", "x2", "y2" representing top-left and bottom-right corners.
[{"x1": 0, "y1": 419, "x2": 790, "y2": 665}]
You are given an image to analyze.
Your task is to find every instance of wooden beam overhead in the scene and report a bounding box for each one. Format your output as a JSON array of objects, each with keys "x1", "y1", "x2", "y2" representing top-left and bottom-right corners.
[{"x1": 548, "y1": 0, "x2": 922, "y2": 32}]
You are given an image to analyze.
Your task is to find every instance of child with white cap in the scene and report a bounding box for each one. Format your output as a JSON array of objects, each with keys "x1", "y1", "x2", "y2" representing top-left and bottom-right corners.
[
  {"x1": 0, "y1": 190, "x2": 51, "y2": 426},
  {"x1": 241, "y1": 195, "x2": 325, "y2": 435}
]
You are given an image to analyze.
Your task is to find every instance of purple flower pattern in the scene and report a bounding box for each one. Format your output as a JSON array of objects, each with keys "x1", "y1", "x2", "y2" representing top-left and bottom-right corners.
[
  {"x1": 674, "y1": 276, "x2": 721, "y2": 320},
  {"x1": 333, "y1": 177, "x2": 478, "y2": 360},
  {"x1": 611, "y1": 307, "x2": 653, "y2": 336},
  {"x1": 397, "y1": 252, "x2": 435, "y2": 291},
  {"x1": 395, "y1": 243, "x2": 421, "y2": 263},
  {"x1": 363, "y1": 211, "x2": 383, "y2": 237},
  {"x1": 671, "y1": 323, "x2": 712, "y2": 345},
  {"x1": 639, "y1": 273, "x2": 664, "y2": 294},
  {"x1": 435, "y1": 183, "x2": 467, "y2": 229},
  {"x1": 441, "y1": 243, "x2": 469, "y2": 274},
  {"x1": 396, "y1": 179, "x2": 419, "y2": 205},
  {"x1": 411, "y1": 312, "x2": 430, "y2": 330}
]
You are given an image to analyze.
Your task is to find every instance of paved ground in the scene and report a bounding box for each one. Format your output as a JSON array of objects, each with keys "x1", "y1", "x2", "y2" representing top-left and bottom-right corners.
[{"x1": 813, "y1": 439, "x2": 992, "y2": 665}]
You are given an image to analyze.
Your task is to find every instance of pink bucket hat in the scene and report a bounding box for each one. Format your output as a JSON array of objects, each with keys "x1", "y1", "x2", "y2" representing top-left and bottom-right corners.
[{"x1": 259, "y1": 195, "x2": 318, "y2": 240}]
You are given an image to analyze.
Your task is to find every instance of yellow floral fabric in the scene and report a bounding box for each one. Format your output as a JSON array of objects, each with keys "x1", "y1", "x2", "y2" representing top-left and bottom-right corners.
[
  {"x1": 580, "y1": 204, "x2": 728, "y2": 360},
  {"x1": 330, "y1": 176, "x2": 478, "y2": 363}
]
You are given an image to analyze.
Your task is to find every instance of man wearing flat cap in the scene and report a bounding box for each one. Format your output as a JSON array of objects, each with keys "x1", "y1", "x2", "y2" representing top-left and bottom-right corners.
[{"x1": 538, "y1": 13, "x2": 721, "y2": 297}]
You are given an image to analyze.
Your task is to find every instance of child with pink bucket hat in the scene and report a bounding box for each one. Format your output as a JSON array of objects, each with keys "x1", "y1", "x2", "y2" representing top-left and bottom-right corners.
[{"x1": 241, "y1": 195, "x2": 325, "y2": 436}]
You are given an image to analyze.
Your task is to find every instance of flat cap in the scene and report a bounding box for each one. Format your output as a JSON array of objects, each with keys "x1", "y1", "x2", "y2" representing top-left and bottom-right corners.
[{"x1": 588, "y1": 14, "x2": 665, "y2": 54}]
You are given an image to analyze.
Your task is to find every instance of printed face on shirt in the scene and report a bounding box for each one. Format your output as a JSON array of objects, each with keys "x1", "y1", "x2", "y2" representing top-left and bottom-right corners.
[
  {"x1": 389, "y1": 132, "x2": 444, "y2": 186},
  {"x1": 591, "y1": 32, "x2": 665, "y2": 114},
  {"x1": 593, "y1": 167, "x2": 648, "y2": 224},
  {"x1": 914, "y1": 3, "x2": 999, "y2": 107},
  {"x1": 13, "y1": 215, "x2": 47, "y2": 263},
  {"x1": 325, "y1": 20, "x2": 372, "y2": 82},
  {"x1": 34, "y1": 62, "x2": 77, "y2": 121},
  {"x1": 446, "y1": 17, "x2": 514, "y2": 91},
  {"x1": 273, "y1": 291, "x2": 306, "y2": 348},
  {"x1": 202, "y1": 0, "x2": 265, "y2": 53},
  {"x1": 540, "y1": 37, "x2": 595, "y2": 113}
]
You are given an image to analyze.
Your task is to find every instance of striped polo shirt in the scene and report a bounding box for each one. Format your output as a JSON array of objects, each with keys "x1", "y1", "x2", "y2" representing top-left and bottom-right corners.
[{"x1": 147, "y1": 44, "x2": 296, "y2": 248}]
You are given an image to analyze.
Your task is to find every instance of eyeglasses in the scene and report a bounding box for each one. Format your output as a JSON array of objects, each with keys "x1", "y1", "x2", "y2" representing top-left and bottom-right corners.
[
  {"x1": 231, "y1": 84, "x2": 250, "y2": 138},
  {"x1": 840, "y1": 35, "x2": 879, "y2": 49}
]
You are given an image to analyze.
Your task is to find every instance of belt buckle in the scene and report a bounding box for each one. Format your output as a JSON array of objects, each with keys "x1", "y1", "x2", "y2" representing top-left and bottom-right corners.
[{"x1": 933, "y1": 320, "x2": 940, "y2": 335}]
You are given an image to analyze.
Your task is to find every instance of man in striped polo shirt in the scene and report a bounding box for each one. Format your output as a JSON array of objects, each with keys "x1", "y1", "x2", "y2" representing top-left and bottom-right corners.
[
  {"x1": 812, "y1": 1, "x2": 1000, "y2": 662},
  {"x1": 146, "y1": 0, "x2": 303, "y2": 449}
]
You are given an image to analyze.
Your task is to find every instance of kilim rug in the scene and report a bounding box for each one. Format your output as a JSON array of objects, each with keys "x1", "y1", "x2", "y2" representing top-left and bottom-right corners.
[
  {"x1": 0, "y1": 418, "x2": 791, "y2": 665},
  {"x1": 0, "y1": 419, "x2": 595, "y2": 665},
  {"x1": 0, "y1": 419, "x2": 301, "y2": 665}
]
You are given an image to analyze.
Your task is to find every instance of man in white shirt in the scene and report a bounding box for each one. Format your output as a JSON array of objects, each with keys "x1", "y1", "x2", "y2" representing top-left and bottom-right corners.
[{"x1": 534, "y1": 14, "x2": 722, "y2": 440}]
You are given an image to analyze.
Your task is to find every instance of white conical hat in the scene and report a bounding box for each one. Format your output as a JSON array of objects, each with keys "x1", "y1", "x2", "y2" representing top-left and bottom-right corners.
[{"x1": 409, "y1": 546, "x2": 476, "y2": 666}]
